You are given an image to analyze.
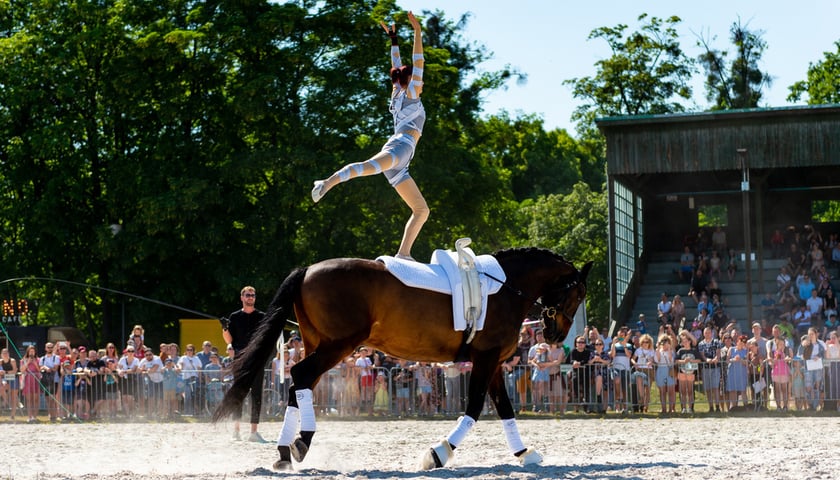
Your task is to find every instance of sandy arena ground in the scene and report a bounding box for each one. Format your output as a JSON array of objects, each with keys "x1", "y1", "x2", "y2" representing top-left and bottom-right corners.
[{"x1": 2, "y1": 415, "x2": 839, "y2": 479}]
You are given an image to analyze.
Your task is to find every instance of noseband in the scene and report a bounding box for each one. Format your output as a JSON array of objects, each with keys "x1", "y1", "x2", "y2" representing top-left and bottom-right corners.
[{"x1": 541, "y1": 284, "x2": 582, "y2": 323}]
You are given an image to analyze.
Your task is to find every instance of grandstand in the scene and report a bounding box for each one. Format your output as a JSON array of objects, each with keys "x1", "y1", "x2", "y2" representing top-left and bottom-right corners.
[{"x1": 597, "y1": 104, "x2": 840, "y2": 331}]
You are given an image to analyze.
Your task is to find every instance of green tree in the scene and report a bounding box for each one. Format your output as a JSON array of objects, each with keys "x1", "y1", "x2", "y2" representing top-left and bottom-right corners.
[
  {"x1": 517, "y1": 183, "x2": 609, "y2": 325},
  {"x1": 0, "y1": 0, "x2": 141, "y2": 341},
  {"x1": 1, "y1": 1, "x2": 605, "y2": 344},
  {"x1": 564, "y1": 14, "x2": 695, "y2": 140},
  {"x1": 468, "y1": 113, "x2": 582, "y2": 201},
  {"x1": 787, "y1": 40, "x2": 840, "y2": 104},
  {"x1": 697, "y1": 19, "x2": 773, "y2": 110}
]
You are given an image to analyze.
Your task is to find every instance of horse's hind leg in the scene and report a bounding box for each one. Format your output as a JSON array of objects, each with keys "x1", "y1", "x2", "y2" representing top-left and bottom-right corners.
[
  {"x1": 273, "y1": 385, "x2": 301, "y2": 470},
  {"x1": 275, "y1": 346, "x2": 351, "y2": 469},
  {"x1": 487, "y1": 373, "x2": 543, "y2": 466}
]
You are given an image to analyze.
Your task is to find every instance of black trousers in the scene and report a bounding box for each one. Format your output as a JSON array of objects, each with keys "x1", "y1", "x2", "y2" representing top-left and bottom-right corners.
[{"x1": 233, "y1": 366, "x2": 264, "y2": 424}]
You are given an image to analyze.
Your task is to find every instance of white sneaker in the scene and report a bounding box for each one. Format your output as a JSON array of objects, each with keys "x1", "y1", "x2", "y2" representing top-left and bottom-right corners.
[
  {"x1": 232, "y1": 430, "x2": 241, "y2": 441},
  {"x1": 311, "y1": 180, "x2": 325, "y2": 203},
  {"x1": 248, "y1": 432, "x2": 268, "y2": 443}
]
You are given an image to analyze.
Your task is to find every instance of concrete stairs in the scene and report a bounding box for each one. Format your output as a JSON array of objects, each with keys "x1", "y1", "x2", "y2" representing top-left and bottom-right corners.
[{"x1": 628, "y1": 252, "x2": 785, "y2": 335}]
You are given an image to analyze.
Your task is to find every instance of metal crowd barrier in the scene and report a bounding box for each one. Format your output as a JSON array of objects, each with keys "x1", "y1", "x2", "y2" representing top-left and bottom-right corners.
[{"x1": 2, "y1": 359, "x2": 839, "y2": 421}]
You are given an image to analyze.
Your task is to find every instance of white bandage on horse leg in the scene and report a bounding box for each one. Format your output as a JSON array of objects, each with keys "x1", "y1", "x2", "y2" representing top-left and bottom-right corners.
[
  {"x1": 502, "y1": 418, "x2": 526, "y2": 455},
  {"x1": 445, "y1": 415, "x2": 476, "y2": 448},
  {"x1": 296, "y1": 388, "x2": 316, "y2": 432},
  {"x1": 277, "y1": 406, "x2": 300, "y2": 445}
]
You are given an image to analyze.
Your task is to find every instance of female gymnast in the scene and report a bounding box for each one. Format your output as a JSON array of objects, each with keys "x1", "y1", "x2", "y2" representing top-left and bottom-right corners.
[{"x1": 311, "y1": 11, "x2": 428, "y2": 261}]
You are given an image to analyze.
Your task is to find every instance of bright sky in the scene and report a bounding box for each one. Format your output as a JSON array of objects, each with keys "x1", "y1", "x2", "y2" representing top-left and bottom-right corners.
[{"x1": 398, "y1": 0, "x2": 840, "y2": 134}]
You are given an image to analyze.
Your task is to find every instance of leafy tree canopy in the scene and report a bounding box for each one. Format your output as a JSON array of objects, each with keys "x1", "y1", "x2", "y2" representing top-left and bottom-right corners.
[
  {"x1": 787, "y1": 40, "x2": 840, "y2": 104},
  {"x1": 0, "y1": 0, "x2": 605, "y2": 346},
  {"x1": 697, "y1": 18, "x2": 773, "y2": 110},
  {"x1": 563, "y1": 14, "x2": 695, "y2": 139}
]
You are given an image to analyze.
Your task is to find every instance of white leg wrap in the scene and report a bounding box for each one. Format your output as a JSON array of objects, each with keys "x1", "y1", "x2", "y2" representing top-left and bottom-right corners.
[
  {"x1": 445, "y1": 415, "x2": 476, "y2": 448},
  {"x1": 277, "y1": 406, "x2": 300, "y2": 445},
  {"x1": 420, "y1": 439, "x2": 454, "y2": 470},
  {"x1": 502, "y1": 419, "x2": 543, "y2": 465},
  {"x1": 502, "y1": 418, "x2": 526, "y2": 454},
  {"x1": 296, "y1": 388, "x2": 316, "y2": 432},
  {"x1": 517, "y1": 448, "x2": 544, "y2": 465}
]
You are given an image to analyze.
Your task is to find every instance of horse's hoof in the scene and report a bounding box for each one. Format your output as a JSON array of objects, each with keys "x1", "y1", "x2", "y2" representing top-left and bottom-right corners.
[
  {"x1": 273, "y1": 460, "x2": 293, "y2": 471},
  {"x1": 420, "y1": 439, "x2": 453, "y2": 470},
  {"x1": 290, "y1": 437, "x2": 309, "y2": 463},
  {"x1": 516, "y1": 447, "x2": 543, "y2": 465}
]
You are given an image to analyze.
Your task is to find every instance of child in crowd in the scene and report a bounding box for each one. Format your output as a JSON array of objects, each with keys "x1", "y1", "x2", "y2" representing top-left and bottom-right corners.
[
  {"x1": 162, "y1": 358, "x2": 179, "y2": 419},
  {"x1": 769, "y1": 337, "x2": 791, "y2": 411},
  {"x1": 60, "y1": 360, "x2": 75, "y2": 418},
  {"x1": 790, "y1": 358, "x2": 806, "y2": 410},
  {"x1": 73, "y1": 368, "x2": 91, "y2": 420},
  {"x1": 373, "y1": 373, "x2": 390, "y2": 415},
  {"x1": 342, "y1": 356, "x2": 361, "y2": 416},
  {"x1": 654, "y1": 335, "x2": 677, "y2": 414},
  {"x1": 529, "y1": 343, "x2": 551, "y2": 412}
]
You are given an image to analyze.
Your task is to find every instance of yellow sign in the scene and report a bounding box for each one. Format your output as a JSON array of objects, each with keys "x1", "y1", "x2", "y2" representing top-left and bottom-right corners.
[{"x1": 179, "y1": 319, "x2": 227, "y2": 352}]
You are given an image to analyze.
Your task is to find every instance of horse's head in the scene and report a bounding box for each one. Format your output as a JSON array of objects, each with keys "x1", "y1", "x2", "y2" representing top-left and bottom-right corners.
[
  {"x1": 493, "y1": 248, "x2": 593, "y2": 344},
  {"x1": 539, "y1": 260, "x2": 593, "y2": 344}
]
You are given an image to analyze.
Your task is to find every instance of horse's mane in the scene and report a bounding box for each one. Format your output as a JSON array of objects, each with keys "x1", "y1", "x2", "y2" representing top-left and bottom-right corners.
[{"x1": 492, "y1": 246, "x2": 572, "y2": 267}]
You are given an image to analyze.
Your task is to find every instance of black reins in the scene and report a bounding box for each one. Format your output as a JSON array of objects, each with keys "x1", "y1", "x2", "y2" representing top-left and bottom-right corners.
[
  {"x1": 480, "y1": 269, "x2": 582, "y2": 318},
  {"x1": 482, "y1": 271, "x2": 524, "y2": 298}
]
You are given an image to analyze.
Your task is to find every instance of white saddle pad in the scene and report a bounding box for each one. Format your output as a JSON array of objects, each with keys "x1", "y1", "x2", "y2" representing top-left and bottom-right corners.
[{"x1": 376, "y1": 250, "x2": 506, "y2": 331}]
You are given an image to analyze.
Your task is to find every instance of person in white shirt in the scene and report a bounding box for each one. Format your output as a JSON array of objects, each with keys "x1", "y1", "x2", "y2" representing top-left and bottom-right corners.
[
  {"x1": 776, "y1": 266, "x2": 792, "y2": 296},
  {"x1": 356, "y1": 346, "x2": 375, "y2": 415},
  {"x1": 657, "y1": 293, "x2": 673, "y2": 326},
  {"x1": 805, "y1": 289, "x2": 824, "y2": 327},
  {"x1": 793, "y1": 304, "x2": 813, "y2": 337},
  {"x1": 797, "y1": 328, "x2": 826, "y2": 410},
  {"x1": 117, "y1": 347, "x2": 140, "y2": 417},
  {"x1": 40, "y1": 342, "x2": 62, "y2": 422},
  {"x1": 177, "y1": 344, "x2": 203, "y2": 415},
  {"x1": 139, "y1": 348, "x2": 164, "y2": 417}
]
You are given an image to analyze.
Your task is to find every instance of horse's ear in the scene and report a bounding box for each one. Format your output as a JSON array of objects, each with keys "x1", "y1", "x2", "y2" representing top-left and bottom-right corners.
[{"x1": 580, "y1": 261, "x2": 594, "y2": 281}]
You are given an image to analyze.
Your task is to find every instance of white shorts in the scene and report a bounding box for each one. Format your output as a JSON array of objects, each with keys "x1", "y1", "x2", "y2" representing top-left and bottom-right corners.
[{"x1": 381, "y1": 134, "x2": 416, "y2": 186}]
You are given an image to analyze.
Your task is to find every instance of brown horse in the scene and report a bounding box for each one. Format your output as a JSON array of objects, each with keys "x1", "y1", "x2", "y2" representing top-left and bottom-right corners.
[{"x1": 214, "y1": 247, "x2": 591, "y2": 470}]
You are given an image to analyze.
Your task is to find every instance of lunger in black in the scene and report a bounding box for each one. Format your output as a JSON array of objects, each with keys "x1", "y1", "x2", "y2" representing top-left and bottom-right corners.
[{"x1": 222, "y1": 285, "x2": 267, "y2": 442}]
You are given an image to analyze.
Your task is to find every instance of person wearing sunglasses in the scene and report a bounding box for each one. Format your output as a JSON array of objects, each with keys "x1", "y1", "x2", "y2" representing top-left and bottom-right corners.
[
  {"x1": 118, "y1": 346, "x2": 140, "y2": 417},
  {"x1": 569, "y1": 335, "x2": 593, "y2": 413},
  {"x1": 41, "y1": 342, "x2": 63, "y2": 422},
  {"x1": 222, "y1": 286, "x2": 267, "y2": 442}
]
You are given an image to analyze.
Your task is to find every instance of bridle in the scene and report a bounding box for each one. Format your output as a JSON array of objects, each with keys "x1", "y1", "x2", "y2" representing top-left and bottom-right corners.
[{"x1": 540, "y1": 276, "x2": 585, "y2": 331}]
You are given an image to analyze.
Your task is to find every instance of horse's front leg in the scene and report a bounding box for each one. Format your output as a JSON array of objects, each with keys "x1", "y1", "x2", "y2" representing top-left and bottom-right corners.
[
  {"x1": 421, "y1": 353, "x2": 496, "y2": 470},
  {"x1": 487, "y1": 371, "x2": 543, "y2": 466}
]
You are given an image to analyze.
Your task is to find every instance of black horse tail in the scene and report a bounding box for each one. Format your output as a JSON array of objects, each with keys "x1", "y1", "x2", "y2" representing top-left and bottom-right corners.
[{"x1": 212, "y1": 267, "x2": 307, "y2": 423}]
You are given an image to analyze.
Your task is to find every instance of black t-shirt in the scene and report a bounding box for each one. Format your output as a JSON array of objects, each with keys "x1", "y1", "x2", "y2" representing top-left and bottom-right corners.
[
  {"x1": 227, "y1": 308, "x2": 265, "y2": 352},
  {"x1": 676, "y1": 347, "x2": 699, "y2": 373},
  {"x1": 568, "y1": 347, "x2": 592, "y2": 364},
  {"x1": 691, "y1": 274, "x2": 708, "y2": 296},
  {"x1": 394, "y1": 367, "x2": 413, "y2": 386},
  {"x1": 88, "y1": 358, "x2": 105, "y2": 376},
  {"x1": 516, "y1": 343, "x2": 531, "y2": 366}
]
